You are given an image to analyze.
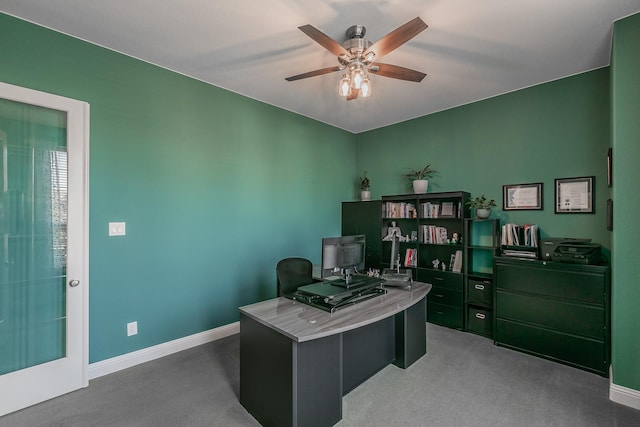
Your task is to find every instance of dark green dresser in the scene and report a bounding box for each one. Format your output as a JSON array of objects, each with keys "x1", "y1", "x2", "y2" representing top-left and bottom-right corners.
[{"x1": 494, "y1": 257, "x2": 610, "y2": 376}]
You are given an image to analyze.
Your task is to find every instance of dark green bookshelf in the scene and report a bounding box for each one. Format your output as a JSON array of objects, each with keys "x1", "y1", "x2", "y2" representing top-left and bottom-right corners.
[{"x1": 464, "y1": 218, "x2": 500, "y2": 338}]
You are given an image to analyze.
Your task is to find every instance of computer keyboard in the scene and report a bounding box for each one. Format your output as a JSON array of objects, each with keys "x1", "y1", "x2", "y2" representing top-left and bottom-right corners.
[{"x1": 329, "y1": 275, "x2": 383, "y2": 289}]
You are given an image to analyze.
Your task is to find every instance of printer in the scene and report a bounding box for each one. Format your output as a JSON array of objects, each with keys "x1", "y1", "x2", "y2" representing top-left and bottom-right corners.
[{"x1": 540, "y1": 238, "x2": 602, "y2": 265}]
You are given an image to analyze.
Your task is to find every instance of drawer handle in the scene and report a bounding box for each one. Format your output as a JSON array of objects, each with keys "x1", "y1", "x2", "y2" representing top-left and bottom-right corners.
[
  {"x1": 474, "y1": 284, "x2": 485, "y2": 290},
  {"x1": 434, "y1": 277, "x2": 444, "y2": 281},
  {"x1": 434, "y1": 294, "x2": 444, "y2": 298},
  {"x1": 475, "y1": 313, "x2": 486, "y2": 320}
]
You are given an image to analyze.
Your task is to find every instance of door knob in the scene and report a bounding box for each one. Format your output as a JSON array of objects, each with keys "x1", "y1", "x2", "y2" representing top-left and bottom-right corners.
[{"x1": 69, "y1": 279, "x2": 80, "y2": 287}]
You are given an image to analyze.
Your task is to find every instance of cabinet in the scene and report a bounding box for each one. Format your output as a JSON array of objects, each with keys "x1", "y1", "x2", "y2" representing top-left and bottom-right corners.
[
  {"x1": 381, "y1": 192, "x2": 469, "y2": 329},
  {"x1": 494, "y1": 257, "x2": 610, "y2": 376},
  {"x1": 464, "y1": 219, "x2": 500, "y2": 338},
  {"x1": 342, "y1": 200, "x2": 382, "y2": 270}
]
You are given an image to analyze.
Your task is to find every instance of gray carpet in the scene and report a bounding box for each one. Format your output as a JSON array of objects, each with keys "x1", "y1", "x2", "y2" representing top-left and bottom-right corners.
[{"x1": 2, "y1": 324, "x2": 639, "y2": 427}]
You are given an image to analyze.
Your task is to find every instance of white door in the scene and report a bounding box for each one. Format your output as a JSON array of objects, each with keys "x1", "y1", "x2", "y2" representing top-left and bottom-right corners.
[{"x1": 0, "y1": 82, "x2": 89, "y2": 416}]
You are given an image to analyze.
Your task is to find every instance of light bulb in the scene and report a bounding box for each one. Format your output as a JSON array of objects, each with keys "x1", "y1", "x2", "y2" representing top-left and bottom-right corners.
[
  {"x1": 338, "y1": 74, "x2": 351, "y2": 97},
  {"x1": 360, "y1": 77, "x2": 371, "y2": 98},
  {"x1": 351, "y1": 68, "x2": 364, "y2": 89}
]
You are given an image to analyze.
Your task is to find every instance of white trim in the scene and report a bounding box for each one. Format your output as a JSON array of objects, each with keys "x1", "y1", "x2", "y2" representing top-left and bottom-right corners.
[
  {"x1": 88, "y1": 322, "x2": 239, "y2": 380},
  {"x1": 610, "y1": 381, "x2": 640, "y2": 410}
]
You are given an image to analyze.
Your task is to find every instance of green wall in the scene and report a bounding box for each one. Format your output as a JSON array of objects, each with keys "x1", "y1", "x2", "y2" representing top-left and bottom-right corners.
[
  {"x1": 611, "y1": 12, "x2": 640, "y2": 391},
  {"x1": 355, "y1": 69, "x2": 611, "y2": 249},
  {"x1": 0, "y1": 13, "x2": 356, "y2": 363},
  {"x1": 2, "y1": 11, "x2": 638, "y2": 398}
]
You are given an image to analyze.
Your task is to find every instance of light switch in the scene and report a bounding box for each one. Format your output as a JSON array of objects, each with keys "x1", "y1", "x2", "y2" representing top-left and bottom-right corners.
[{"x1": 109, "y1": 222, "x2": 126, "y2": 236}]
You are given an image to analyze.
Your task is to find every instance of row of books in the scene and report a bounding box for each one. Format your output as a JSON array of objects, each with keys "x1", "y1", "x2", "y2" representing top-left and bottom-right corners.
[
  {"x1": 383, "y1": 202, "x2": 417, "y2": 219},
  {"x1": 420, "y1": 201, "x2": 462, "y2": 218},
  {"x1": 501, "y1": 223, "x2": 539, "y2": 247},
  {"x1": 420, "y1": 225, "x2": 448, "y2": 244},
  {"x1": 404, "y1": 248, "x2": 417, "y2": 267}
]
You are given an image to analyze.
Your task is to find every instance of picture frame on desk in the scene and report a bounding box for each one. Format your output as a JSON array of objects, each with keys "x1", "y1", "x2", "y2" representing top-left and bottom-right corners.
[
  {"x1": 502, "y1": 182, "x2": 543, "y2": 210},
  {"x1": 555, "y1": 176, "x2": 595, "y2": 214}
]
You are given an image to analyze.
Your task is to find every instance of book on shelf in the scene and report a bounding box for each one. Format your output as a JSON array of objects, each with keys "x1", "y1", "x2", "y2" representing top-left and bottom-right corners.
[
  {"x1": 452, "y1": 250, "x2": 463, "y2": 273},
  {"x1": 500, "y1": 223, "x2": 540, "y2": 259},
  {"x1": 501, "y1": 223, "x2": 539, "y2": 247},
  {"x1": 420, "y1": 202, "x2": 439, "y2": 218},
  {"x1": 383, "y1": 202, "x2": 416, "y2": 218},
  {"x1": 404, "y1": 248, "x2": 417, "y2": 267},
  {"x1": 420, "y1": 201, "x2": 460, "y2": 219},
  {"x1": 420, "y1": 225, "x2": 448, "y2": 244}
]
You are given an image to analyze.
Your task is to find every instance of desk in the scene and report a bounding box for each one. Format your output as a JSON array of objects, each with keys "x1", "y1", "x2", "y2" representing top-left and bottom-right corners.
[{"x1": 239, "y1": 282, "x2": 431, "y2": 427}]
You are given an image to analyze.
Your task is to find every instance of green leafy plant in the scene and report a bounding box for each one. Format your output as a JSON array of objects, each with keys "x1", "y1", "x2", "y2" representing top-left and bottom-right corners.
[
  {"x1": 467, "y1": 194, "x2": 497, "y2": 209},
  {"x1": 404, "y1": 164, "x2": 437, "y2": 181},
  {"x1": 359, "y1": 171, "x2": 370, "y2": 190}
]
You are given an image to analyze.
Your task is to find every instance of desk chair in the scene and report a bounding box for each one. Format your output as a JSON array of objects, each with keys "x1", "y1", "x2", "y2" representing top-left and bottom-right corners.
[{"x1": 276, "y1": 257, "x2": 314, "y2": 296}]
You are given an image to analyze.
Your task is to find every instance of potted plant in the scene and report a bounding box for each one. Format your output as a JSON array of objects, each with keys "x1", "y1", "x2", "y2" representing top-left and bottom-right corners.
[
  {"x1": 404, "y1": 164, "x2": 437, "y2": 194},
  {"x1": 467, "y1": 194, "x2": 497, "y2": 219},
  {"x1": 359, "y1": 171, "x2": 371, "y2": 201}
]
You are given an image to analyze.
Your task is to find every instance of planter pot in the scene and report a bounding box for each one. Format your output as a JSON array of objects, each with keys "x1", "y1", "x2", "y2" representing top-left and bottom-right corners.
[
  {"x1": 475, "y1": 208, "x2": 491, "y2": 219},
  {"x1": 361, "y1": 190, "x2": 371, "y2": 201},
  {"x1": 412, "y1": 180, "x2": 429, "y2": 194}
]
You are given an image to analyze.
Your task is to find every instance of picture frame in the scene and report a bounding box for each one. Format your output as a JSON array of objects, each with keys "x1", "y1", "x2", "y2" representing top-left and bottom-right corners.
[
  {"x1": 502, "y1": 182, "x2": 543, "y2": 210},
  {"x1": 439, "y1": 201, "x2": 456, "y2": 218},
  {"x1": 555, "y1": 176, "x2": 595, "y2": 214}
]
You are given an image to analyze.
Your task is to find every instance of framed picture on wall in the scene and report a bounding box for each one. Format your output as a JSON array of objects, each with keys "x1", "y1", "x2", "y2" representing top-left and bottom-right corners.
[
  {"x1": 503, "y1": 182, "x2": 543, "y2": 210},
  {"x1": 555, "y1": 176, "x2": 595, "y2": 214}
]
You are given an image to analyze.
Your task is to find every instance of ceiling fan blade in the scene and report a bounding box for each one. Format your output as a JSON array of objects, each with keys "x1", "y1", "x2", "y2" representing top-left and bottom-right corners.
[
  {"x1": 347, "y1": 89, "x2": 359, "y2": 101},
  {"x1": 285, "y1": 66, "x2": 342, "y2": 81},
  {"x1": 298, "y1": 24, "x2": 349, "y2": 57},
  {"x1": 370, "y1": 63, "x2": 426, "y2": 82},
  {"x1": 364, "y1": 17, "x2": 428, "y2": 60}
]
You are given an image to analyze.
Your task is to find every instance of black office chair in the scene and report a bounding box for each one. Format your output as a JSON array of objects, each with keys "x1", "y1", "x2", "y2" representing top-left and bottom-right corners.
[{"x1": 276, "y1": 257, "x2": 314, "y2": 296}]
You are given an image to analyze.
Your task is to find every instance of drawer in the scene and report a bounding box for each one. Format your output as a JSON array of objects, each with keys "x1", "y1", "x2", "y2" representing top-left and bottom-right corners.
[
  {"x1": 428, "y1": 286, "x2": 462, "y2": 307},
  {"x1": 466, "y1": 278, "x2": 493, "y2": 306},
  {"x1": 427, "y1": 301, "x2": 463, "y2": 329},
  {"x1": 495, "y1": 262, "x2": 605, "y2": 304},
  {"x1": 496, "y1": 318, "x2": 607, "y2": 375},
  {"x1": 496, "y1": 291, "x2": 605, "y2": 339},
  {"x1": 467, "y1": 306, "x2": 493, "y2": 337},
  {"x1": 418, "y1": 269, "x2": 463, "y2": 291}
]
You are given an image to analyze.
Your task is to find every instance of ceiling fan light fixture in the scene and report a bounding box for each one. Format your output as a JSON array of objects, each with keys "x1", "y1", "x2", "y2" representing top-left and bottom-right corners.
[{"x1": 339, "y1": 74, "x2": 352, "y2": 97}]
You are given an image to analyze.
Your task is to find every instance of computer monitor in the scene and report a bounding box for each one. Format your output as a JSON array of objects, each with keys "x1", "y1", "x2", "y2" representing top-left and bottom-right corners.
[{"x1": 321, "y1": 235, "x2": 366, "y2": 284}]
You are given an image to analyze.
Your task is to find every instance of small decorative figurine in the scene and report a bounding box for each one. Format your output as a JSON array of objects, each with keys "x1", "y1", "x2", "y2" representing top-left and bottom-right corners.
[
  {"x1": 452, "y1": 232, "x2": 459, "y2": 244},
  {"x1": 383, "y1": 221, "x2": 403, "y2": 241},
  {"x1": 432, "y1": 259, "x2": 440, "y2": 269}
]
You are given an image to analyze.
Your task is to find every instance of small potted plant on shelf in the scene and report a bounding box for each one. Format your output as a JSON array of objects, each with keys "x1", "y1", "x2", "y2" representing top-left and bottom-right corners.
[
  {"x1": 360, "y1": 171, "x2": 371, "y2": 201},
  {"x1": 404, "y1": 164, "x2": 437, "y2": 194},
  {"x1": 467, "y1": 194, "x2": 497, "y2": 219}
]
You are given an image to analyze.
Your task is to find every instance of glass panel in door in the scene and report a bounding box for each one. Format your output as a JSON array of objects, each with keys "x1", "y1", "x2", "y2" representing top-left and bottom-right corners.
[{"x1": 0, "y1": 98, "x2": 68, "y2": 375}]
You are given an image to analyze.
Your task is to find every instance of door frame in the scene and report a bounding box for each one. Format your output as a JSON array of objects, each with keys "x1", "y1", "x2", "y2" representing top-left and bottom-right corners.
[{"x1": 0, "y1": 81, "x2": 89, "y2": 415}]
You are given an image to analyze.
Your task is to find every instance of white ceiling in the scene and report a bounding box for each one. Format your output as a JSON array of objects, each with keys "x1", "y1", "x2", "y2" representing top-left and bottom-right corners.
[{"x1": 2, "y1": 0, "x2": 640, "y2": 133}]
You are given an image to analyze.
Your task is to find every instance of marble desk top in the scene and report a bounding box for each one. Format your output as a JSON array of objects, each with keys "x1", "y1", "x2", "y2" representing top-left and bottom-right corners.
[{"x1": 239, "y1": 282, "x2": 431, "y2": 343}]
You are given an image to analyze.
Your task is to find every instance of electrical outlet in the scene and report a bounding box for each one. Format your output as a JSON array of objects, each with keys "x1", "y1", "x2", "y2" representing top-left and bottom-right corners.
[{"x1": 127, "y1": 321, "x2": 138, "y2": 336}]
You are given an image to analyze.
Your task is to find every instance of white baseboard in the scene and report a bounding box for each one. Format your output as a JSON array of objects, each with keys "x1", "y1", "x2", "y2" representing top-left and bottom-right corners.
[
  {"x1": 610, "y1": 381, "x2": 640, "y2": 410},
  {"x1": 88, "y1": 322, "x2": 239, "y2": 380}
]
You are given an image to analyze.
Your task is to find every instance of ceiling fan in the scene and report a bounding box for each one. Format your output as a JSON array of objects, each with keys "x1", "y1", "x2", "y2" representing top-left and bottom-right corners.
[{"x1": 285, "y1": 17, "x2": 428, "y2": 100}]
